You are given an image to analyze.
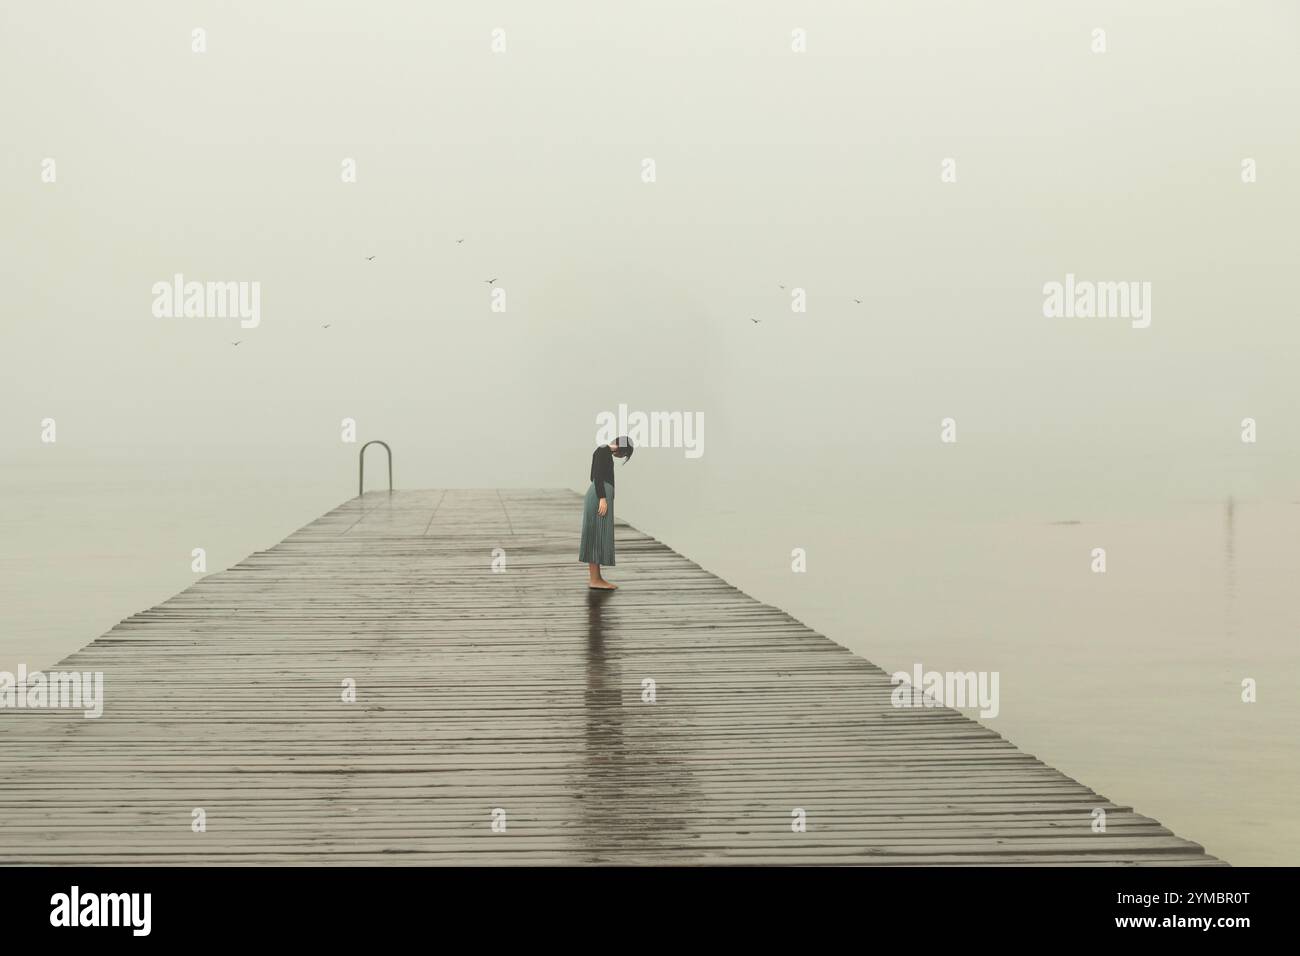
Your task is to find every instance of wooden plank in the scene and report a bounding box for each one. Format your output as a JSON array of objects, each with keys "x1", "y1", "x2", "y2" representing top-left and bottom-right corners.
[{"x1": 0, "y1": 489, "x2": 1222, "y2": 865}]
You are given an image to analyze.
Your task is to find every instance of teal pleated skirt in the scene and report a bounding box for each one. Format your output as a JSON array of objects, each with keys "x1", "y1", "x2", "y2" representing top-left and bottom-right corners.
[{"x1": 578, "y1": 481, "x2": 615, "y2": 565}]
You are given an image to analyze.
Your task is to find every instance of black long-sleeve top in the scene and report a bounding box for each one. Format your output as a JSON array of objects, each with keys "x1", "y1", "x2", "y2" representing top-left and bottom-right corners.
[{"x1": 590, "y1": 445, "x2": 615, "y2": 499}]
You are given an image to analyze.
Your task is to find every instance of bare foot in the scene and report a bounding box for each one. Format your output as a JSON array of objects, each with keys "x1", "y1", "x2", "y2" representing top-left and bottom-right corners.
[{"x1": 588, "y1": 580, "x2": 618, "y2": 590}]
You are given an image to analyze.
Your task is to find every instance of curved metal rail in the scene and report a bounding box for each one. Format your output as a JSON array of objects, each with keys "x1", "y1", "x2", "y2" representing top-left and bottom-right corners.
[{"x1": 358, "y1": 440, "x2": 393, "y2": 497}]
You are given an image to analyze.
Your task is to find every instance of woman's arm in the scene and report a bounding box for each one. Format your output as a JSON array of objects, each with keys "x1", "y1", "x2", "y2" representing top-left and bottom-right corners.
[{"x1": 592, "y1": 446, "x2": 612, "y2": 514}]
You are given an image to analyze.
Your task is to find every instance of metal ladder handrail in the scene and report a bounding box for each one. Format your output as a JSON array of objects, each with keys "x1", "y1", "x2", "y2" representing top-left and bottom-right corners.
[{"x1": 358, "y1": 440, "x2": 393, "y2": 497}]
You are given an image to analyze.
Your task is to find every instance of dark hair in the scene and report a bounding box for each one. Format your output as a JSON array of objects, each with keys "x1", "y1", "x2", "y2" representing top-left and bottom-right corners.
[{"x1": 615, "y1": 436, "x2": 634, "y2": 462}]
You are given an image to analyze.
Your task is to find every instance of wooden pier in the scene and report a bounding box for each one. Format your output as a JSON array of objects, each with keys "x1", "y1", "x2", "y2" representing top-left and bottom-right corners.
[{"x1": 0, "y1": 490, "x2": 1221, "y2": 865}]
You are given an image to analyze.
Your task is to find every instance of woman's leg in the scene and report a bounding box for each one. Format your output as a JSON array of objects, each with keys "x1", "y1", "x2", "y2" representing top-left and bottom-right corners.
[{"x1": 588, "y1": 562, "x2": 617, "y2": 589}]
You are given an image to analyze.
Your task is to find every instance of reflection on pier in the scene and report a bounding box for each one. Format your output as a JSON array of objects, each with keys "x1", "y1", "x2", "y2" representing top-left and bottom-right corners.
[{"x1": 574, "y1": 588, "x2": 700, "y2": 861}]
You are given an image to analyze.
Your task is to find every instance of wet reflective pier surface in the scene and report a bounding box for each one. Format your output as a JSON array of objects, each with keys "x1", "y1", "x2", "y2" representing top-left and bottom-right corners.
[{"x1": 0, "y1": 490, "x2": 1221, "y2": 865}]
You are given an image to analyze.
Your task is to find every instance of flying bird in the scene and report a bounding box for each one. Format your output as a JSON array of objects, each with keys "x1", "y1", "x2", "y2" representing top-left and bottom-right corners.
[
  {"x1": 750, "y1": 318, "x2": 760, "y2": 324},
  {"x1": 231, "y1": 341, "x2": 241, "y2": 346},
  {"x1": 321, "y1": 324, "x2": 331, "y2": 329},
  {"x1": 853, "y1": 298, "x2": 862, "y2": 304},
  {"x1": 778, "y1": 285, "x2": 785, "y2": 290},
  {"x1": 366, "y1": 255, "x2": 376, "y2": 261},
  {"x1": 485, "y1": 278, "x2": 497, "y2": 284},
  {"x1": 456, "y1": 238, "x2": 465, "y2": 244}
]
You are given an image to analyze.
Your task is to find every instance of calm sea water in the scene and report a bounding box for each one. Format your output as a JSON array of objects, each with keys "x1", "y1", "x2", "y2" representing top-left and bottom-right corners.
[{"x1": 2, "y1": 450, "x2": 1297, "y2": 865}]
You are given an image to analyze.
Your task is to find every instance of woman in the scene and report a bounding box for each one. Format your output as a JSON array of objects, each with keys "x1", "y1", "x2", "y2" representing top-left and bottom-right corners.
[{"x1": 579, "y1": 436, "x2": 633, "y2": 589}]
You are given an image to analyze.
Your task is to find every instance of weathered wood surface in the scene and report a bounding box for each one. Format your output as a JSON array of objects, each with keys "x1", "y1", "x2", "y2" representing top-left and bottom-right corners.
[{"x1": 0, "y1": 489, "x2": 1221, "y2": 865}]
